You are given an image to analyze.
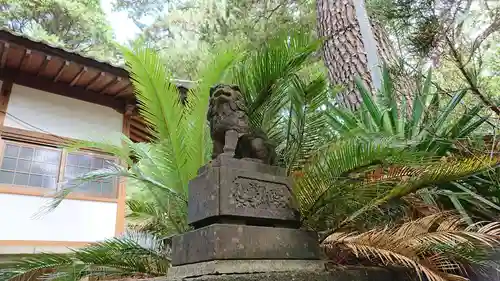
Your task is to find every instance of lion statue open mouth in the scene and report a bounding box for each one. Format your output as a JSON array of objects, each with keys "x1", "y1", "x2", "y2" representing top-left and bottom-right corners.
[{"x1": 207, "y1": 84, "x2": 276, "y2": 165}]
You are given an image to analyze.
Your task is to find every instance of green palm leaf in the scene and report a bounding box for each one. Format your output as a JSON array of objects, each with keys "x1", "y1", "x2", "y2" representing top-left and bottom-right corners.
[
  {"x1": 122, "y1": 46, "x2": 192, "y2": 193},
  {"x1": 295, "y1": 137, "x2": 426, "y2": 228},
  {"x1": 0, "y1": 233, "x2": 170, "y2": 281},
  {"x1": 229, "y1": 31, "x2": 321, "y2": 130},
  {"x1": 126, "y1": 199, "x2": 179, "y2": 236},
  {"x1": 0, "y1": 254, "x2": 75, "y2": 281}
]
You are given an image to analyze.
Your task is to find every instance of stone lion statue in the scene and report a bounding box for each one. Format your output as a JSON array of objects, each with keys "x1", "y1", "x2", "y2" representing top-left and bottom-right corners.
[{"x1": 207, "y1": 84, "x2": 276, "y2": 165}]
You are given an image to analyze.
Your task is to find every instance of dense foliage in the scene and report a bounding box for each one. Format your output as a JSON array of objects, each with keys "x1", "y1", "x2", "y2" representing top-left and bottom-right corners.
[
  {"x1": 0, "y1": 0, "x2": 118, "y2": 61},
  {"x1": 0, "y1": 1, "x2": 499, "y2": 281}
]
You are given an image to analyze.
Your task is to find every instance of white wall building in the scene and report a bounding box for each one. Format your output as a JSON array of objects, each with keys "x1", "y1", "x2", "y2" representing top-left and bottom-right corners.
[{"x1": 0, "y1": 30, "x2": 144, "y2": 254}]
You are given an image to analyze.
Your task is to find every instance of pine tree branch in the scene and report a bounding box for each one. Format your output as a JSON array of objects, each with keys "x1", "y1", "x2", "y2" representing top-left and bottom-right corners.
[
  {"x1": 445, "y1": 36, "x2": 500, "y2": 117},
  {"x1": 469, "y1": 15, "x2": 500, "y2": 58}
]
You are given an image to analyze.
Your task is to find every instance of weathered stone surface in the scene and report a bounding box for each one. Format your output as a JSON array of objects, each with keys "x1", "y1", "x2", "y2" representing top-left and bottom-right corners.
[
  {"x1": 163, "y1": 266, "x2": 414, "y2": 281},
  {"x1": 207, "y1": 84, "x2": 276, "y2": 164},
  {"x1": 171, "y1": 224, "x2": 320, "y2": 266},
  {"x1": 188, "y1": 156, "x2": 299, "y2": 228},
  {"x1": 198, "y1": 155, "x2": 285, "y2": 176},
  {"x1": 167, "y1": 260, "x2": 326, "y2": 279}
]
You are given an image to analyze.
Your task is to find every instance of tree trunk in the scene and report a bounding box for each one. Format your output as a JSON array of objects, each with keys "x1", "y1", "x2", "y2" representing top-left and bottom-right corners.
[
  {"x1": 316, "y1": 0, "x2": 372, "y2": 111},
  {"x1": 316, "y1": 0, "x2": 411, "y2": 111},
  {"x1": 371, "y1": 19, "x2": 415, "y2": 107}
]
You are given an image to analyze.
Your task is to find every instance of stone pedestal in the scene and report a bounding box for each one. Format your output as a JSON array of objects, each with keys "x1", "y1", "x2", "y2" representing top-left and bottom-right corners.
[
  {"x1": 187, "y1": 155, "x2": 300, "y2": 228},
  {"x1": 165, "y1": 266, "x2": 414, "y2": 281},
  {"x1": 172, "y1": 224, "x2": 319, "y2": 265},
  {"x1": 169, "y1": 155, "x2": 321, "y2": 279}
]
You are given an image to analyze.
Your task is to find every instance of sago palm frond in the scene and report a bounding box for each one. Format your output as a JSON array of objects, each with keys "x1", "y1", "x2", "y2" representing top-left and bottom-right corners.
[
  {"x1": 230, "y1": 31, "x2": 320, "y2": 118},
  {"x1": 0, "y1": 253, "x2": 75, "y2": 281},
  {"x1": 229, "y1": 31, "x2": 322, "y2": 136},
  {"x1": 403, "y1": 193, "x2": 442, "y2": 217},
  {"x1": 294, "y1": 136, "x2": 500, "y2": 233},
  {"x1": 294, "y1": 137, "x2": 430, "y2": 229},
  {"x1": 0, "y1": 233, "x2": 170, "y2": 281},
  {"x1": 74, "y1": 236, "x2": 170, "y2": 276},
  {"x1": 36, "y1": 161, "x2": 130, "y2": 217},
  {"x1": 121, "y1": 44, "x2": 237, "y2": 195},
  {"x1": 41, "y1": 142, "x2": 189, "y2": 235},
  {"x1": 63, "y1": 134, "x2": 135, "y2": 166},
  {"x1": 126, "y1": 199, "x2": 176, "y2": 236},
  {"x1": 342, "y1": 155, "x2": 500, "y2": 228},
  {"x1": 327, "y1": 65, "x2": 489, "y2": 152},
  {"x1": 122, "y1": 46, "x2": 193, "y2": 194},
  {"x1": 279, "y1": 74, "x2": 335, "y2": 173},
  {"x1": 325, "y1": 65, "x2": 500, "y2": 223},
  {"x1": 181, "y1": 44, "x2": 239, "y2": 175},
  {"x1": 324, "y1": 157, "x2": 500, "y2": 238},
  {"x1": 42, "y1": 45, "x2": 238, "y2": 235},
  {"x1": 322, "y1": 212, "x2": 500, "y2": 281}
]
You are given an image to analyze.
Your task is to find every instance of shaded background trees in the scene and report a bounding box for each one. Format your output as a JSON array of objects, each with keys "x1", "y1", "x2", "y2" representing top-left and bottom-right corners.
[
  {"x1": 0, "y1": 0, "x2": 118, "y2": 61},
  {"x1": 3, "y1": 0, "x2": 499, "y2": 109},
  {"x1": 5, "y1": 0, "x2": 496, "y2": 114}
]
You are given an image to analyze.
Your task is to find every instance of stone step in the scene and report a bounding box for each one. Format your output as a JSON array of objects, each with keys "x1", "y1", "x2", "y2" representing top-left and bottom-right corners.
[{"x1": 171, "y1": 224, "x2": 320, "y2": 266}]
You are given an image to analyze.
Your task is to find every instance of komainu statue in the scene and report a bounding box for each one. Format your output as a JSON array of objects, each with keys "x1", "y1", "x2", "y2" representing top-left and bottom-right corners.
[{"x1": 207, "y1": 84, "x2": 276, "y2": 165}]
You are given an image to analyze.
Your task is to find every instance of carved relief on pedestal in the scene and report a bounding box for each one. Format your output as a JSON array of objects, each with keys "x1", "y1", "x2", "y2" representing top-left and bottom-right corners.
[{"x1": 229, "y1": 177, "x2": 291, "y2": 210}]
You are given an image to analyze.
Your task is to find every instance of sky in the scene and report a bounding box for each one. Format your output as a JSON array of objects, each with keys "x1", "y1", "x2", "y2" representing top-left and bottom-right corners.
[{"x1": 100, "y1": 0, "x2": 140, "y2": 43}]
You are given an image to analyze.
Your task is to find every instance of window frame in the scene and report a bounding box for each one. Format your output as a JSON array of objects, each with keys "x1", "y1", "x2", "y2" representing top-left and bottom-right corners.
[
  {"x1": 0, "y1": 139, "x2": 63, "y2": 189},
  {"x1": 0, "y1": 132, "x2": 120, "y2": 201},
  {"x1": 62, "y1": 149, "x2": 119, "y2": 198}
]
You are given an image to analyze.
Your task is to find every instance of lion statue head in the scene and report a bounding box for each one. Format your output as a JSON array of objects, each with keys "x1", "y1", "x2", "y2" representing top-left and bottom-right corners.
[{"x1": 207, "y1": 84, "x2": 250, "y2": 136}]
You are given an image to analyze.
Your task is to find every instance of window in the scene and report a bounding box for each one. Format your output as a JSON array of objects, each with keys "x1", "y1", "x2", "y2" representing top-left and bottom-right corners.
[
  {"x1": 0, "y1": 143, "x2": 60, "y2": 188},
  {"x1": 0, "y1": 140, "x2": 118, "y2": 198},
  {"x1": 64, "y1": 152, "x2": 117, "y2": 197}
]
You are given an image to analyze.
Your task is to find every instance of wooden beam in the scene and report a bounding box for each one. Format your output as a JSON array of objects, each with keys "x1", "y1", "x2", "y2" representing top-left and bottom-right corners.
[
  {"x1": 85, "y1": 72, "x2": 105, "y2": 90},
  {"x1": 0, "y1": 68, "x2": 125, "y2": 112},
  {"x1": 0, "y1": 42, "x2": 10, "y2": 69},
  {"x1": 69, "y1": 66, "x2": 88, "y2": 86},
  {"x1": 115, "y1": 179, "x2": 127, "y2": 235},
  {"x1": 18, "y1": 49, "x2": 32, "y2": 70},
  {"x1": 99, "y1": 77, "x2": 122, "y2": 94},
  {"x1": 0, "y1": 239, "x2": 92, "y2": 247},
  {"x1": 0, "y1": 79, "x2": 13, "y2": 129},
  {"x1": 36, "y1": 55, "x2": 52, "y2": 76},
  {"x1": 130, "y1": 118, "x2": 147, "y2": 129},
  {"x1": 130, "y1": 119, "x2": 150, "y2": 135},
  {"x1": 54, "y1": 60, "x2": 70, "y2": 82},
  {"x1": 124, "y1": 102, "x2": 135, "y2": 117},
  {"x1": 1, "y1": 126, "x2": 70, "y2": 147},
  {"x1": 122, "y1": 113, "x2": 131, "y2": 137},
  {"x1": 1, "y1": 126, "x2": 117, "y2": 156},
  {"x1": 116, "y1": 112, "x2": 131, "y2": 235},
  {"x1": 130, "y1": 128, "x2": 151, "y2": 142},
  {"x1": 113, "y1": 82, "x2": 131, "y2": 98}
]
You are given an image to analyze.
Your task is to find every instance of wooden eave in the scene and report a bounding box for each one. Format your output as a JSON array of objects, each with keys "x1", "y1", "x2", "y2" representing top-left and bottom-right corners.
[
  {"x1": 0, "y1": 30, "x2": 194, "y2": 143},
  {"x1": 0, "y1": 30, "x2": 134, "y2": 112}
]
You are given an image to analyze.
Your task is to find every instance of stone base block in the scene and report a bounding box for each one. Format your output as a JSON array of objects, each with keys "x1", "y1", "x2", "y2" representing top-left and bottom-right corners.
[
  {"x1": 167, "y1": 260, "x2": 326, "y2": 279},
  {"x1": 164, "y1": 266, "x2": 414, "y2": 281},
  {"x1": 171, "y1": 224, "x2": 320, "y2": 266}
]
